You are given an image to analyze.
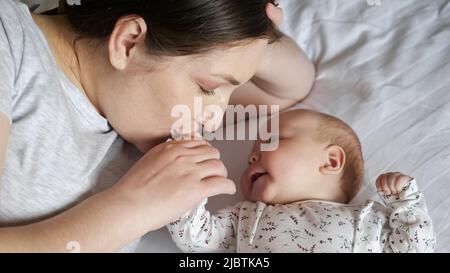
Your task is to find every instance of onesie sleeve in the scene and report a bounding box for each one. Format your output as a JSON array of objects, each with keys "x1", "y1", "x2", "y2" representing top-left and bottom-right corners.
[
  {"x1": 167, "y1": 198, "x2": 240, "y2": 253},
  {"x1": 379, "y1": 179, "x2": 436, "y2": 253}
]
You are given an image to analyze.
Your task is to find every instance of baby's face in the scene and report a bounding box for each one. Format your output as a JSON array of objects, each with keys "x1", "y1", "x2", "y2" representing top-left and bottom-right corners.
[{"x1": 241, "y1": 111, "x2": 329, "y2": 204}]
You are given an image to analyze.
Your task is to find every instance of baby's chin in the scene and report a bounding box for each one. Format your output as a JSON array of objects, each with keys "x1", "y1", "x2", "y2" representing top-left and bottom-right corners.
[{"x1": 242, "y1": 177, "x2": 278, "y2": 204}]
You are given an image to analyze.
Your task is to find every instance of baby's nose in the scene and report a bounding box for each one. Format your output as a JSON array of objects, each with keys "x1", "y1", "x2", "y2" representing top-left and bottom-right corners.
[{"x1": 248, "y1": 152, "x2": 261, "y2": 165}]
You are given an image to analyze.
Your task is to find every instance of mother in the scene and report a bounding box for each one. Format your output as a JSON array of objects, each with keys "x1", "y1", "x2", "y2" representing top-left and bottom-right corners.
[{"x1": 0, "y1": 0, "x2": 314, "y2": 252}]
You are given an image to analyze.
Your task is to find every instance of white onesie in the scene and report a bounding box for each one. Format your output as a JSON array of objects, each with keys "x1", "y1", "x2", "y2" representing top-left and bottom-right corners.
[{"x1": 167, "y1": 180, "x2": 435, "y2": 253}]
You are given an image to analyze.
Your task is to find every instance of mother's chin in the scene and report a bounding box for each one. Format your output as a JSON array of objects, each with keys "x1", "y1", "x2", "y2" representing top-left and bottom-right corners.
[{"x1": 130, "y1": 135, "x2": 171, "y2": 154}]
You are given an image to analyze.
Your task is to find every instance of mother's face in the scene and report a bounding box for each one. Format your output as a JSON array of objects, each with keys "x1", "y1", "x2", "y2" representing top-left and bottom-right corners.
[{"x1": 101, "y1": 34, "x2": 268, "y2": 152}]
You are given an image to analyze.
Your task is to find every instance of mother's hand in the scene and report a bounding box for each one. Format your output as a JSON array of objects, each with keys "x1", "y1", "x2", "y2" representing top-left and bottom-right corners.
[{"x1": 110, "y1": 139, "x2": 236, "y2": 232}]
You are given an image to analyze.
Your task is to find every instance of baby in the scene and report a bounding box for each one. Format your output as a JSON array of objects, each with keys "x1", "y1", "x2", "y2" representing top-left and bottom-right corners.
[{"x1": 167, "y1": 109, "x2": 435, "y2": 253}]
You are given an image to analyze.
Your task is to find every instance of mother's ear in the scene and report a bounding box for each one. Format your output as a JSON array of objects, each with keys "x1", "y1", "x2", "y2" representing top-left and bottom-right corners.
[
  {"x1": 108, "y1": 15, "x2": 148, "y2": 70},
  {"x1": 319, "y1": 145, "x2": 346, "y2": 175}
]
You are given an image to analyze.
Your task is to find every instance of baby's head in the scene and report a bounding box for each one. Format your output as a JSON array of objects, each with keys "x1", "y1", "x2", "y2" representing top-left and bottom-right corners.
[{"x1": 241, "y1": 109, "x2": 364, "y2": 205}]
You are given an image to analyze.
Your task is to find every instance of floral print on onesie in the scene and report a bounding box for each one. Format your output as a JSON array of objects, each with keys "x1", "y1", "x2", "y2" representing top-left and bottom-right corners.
[{"x1": 167, "y1": 180, "x2": 435, "y2": 253}]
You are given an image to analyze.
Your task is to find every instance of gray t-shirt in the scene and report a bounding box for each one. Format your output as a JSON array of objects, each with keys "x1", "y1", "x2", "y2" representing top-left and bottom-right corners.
[{"x1": 0, "y1": 0, "x2": 142, "y2": 252}]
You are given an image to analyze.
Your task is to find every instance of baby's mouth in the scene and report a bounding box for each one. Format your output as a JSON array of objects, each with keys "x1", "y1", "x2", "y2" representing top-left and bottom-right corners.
[{"x1": 250, "y1": 171, "x2": 268, "y2": 184}]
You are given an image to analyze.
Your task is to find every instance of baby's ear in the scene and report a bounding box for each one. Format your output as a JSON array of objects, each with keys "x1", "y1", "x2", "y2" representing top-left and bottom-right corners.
[{"x1": 320, "y1": 145, "x2": 346, "y2": 175}]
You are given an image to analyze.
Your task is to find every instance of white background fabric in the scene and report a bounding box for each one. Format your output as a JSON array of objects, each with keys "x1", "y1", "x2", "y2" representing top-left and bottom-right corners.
[{"x1": 20, "y1": 0, "x2": 450, "y2": 252}]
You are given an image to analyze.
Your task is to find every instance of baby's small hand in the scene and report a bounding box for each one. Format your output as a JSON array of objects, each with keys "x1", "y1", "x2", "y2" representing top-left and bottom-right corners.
[{"x1": 376, "y1": 172, "x2": 413, "y2": 195}]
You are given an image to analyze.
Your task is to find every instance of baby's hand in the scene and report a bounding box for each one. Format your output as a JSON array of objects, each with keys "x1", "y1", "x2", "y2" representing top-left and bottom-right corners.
[{"x1": 376, "y1": 172, "x2": 413, "y2": 195}]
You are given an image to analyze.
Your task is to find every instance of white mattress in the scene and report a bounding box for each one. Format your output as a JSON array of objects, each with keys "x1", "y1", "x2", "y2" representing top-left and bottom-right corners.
[{"x1": 22, "y1": 0, "x2": 450, "y2": 252}]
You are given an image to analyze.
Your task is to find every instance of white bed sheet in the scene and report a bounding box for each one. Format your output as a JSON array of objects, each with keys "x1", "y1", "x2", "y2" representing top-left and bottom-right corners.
[
  {"x1": 22, "y1": 0, "x2": 450, "y2": 252},
  {"x1": 137, "y1": 0, "x2": 450, "y2": 253}
]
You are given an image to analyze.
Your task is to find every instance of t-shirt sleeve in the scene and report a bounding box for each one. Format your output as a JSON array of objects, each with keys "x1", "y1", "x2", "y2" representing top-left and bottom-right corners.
[{"x1": 0, "y1": 23, "x2": 15, "y2": 124}]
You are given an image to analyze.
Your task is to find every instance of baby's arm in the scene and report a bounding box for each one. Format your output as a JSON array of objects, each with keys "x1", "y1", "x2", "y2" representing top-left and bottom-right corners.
[
  {"x1": 376, "y1": 173, "x2": 435, "y2": 253},
  {"x1": 167, "y1": 199, "x2": 240, "y2": 253}
]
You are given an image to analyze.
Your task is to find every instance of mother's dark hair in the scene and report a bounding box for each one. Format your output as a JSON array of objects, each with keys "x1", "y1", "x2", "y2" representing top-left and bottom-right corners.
[{"x1": 61, "y1": 0, "x2": 282, "y2": 56}]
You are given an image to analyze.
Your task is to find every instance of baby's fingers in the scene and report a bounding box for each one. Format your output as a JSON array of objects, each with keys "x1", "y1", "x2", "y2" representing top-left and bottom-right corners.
[
  {"x1": 377, "y1": 173, "x2": 400, "y2": 195},
  {"x1": 395, "y1": 175, "x2": 413, "y2": 192},
  {"x1": 376, "y1": 176, "x2": 384, "y2": 192},
  {"x1": 394, "y1": 176, "x2": 406, "y2": 193},
  {"x1": 383, "y1": 173, "x2": 396, "y2": 194},
  {"x1": 379, "y1": 176, "x2": 392, "y2": 195},
  {"x1": 377, "y1": 172, "x2": 413, "y2": 195},
  {"x1": 376, "y1": 177, "x2": 381, "y2": 192}
]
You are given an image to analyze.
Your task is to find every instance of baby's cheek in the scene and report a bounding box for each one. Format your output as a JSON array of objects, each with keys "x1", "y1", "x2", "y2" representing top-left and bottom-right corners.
[
  {"x1": 263, "y1": 152, "x2": 286, "y2": 174},
  {"x1": 269, "y1": 160, "x2": 295, "y2": 183}
]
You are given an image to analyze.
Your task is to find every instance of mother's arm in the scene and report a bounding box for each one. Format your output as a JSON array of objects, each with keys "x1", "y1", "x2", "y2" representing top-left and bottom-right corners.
[
  {"x1": 0, "y1": 188, "x2": 141, "y2": 252},
  {"x1": 0, "y1": 114, "x2": 143, "y2": 252},
  {"x1": 230, "y1": 35, "x2": 315, "y2": 113},
  {"x1": 0, "y1": 112, "x2": 135, "y2": 252},
  {"x1": 0, "y1": 113, "x2": 235, "y2": 252}
]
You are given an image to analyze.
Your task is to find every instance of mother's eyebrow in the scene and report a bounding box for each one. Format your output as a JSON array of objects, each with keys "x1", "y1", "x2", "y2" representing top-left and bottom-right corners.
[{"x1": 212, "y1": 74, "x2": 242, "y2": 86}]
